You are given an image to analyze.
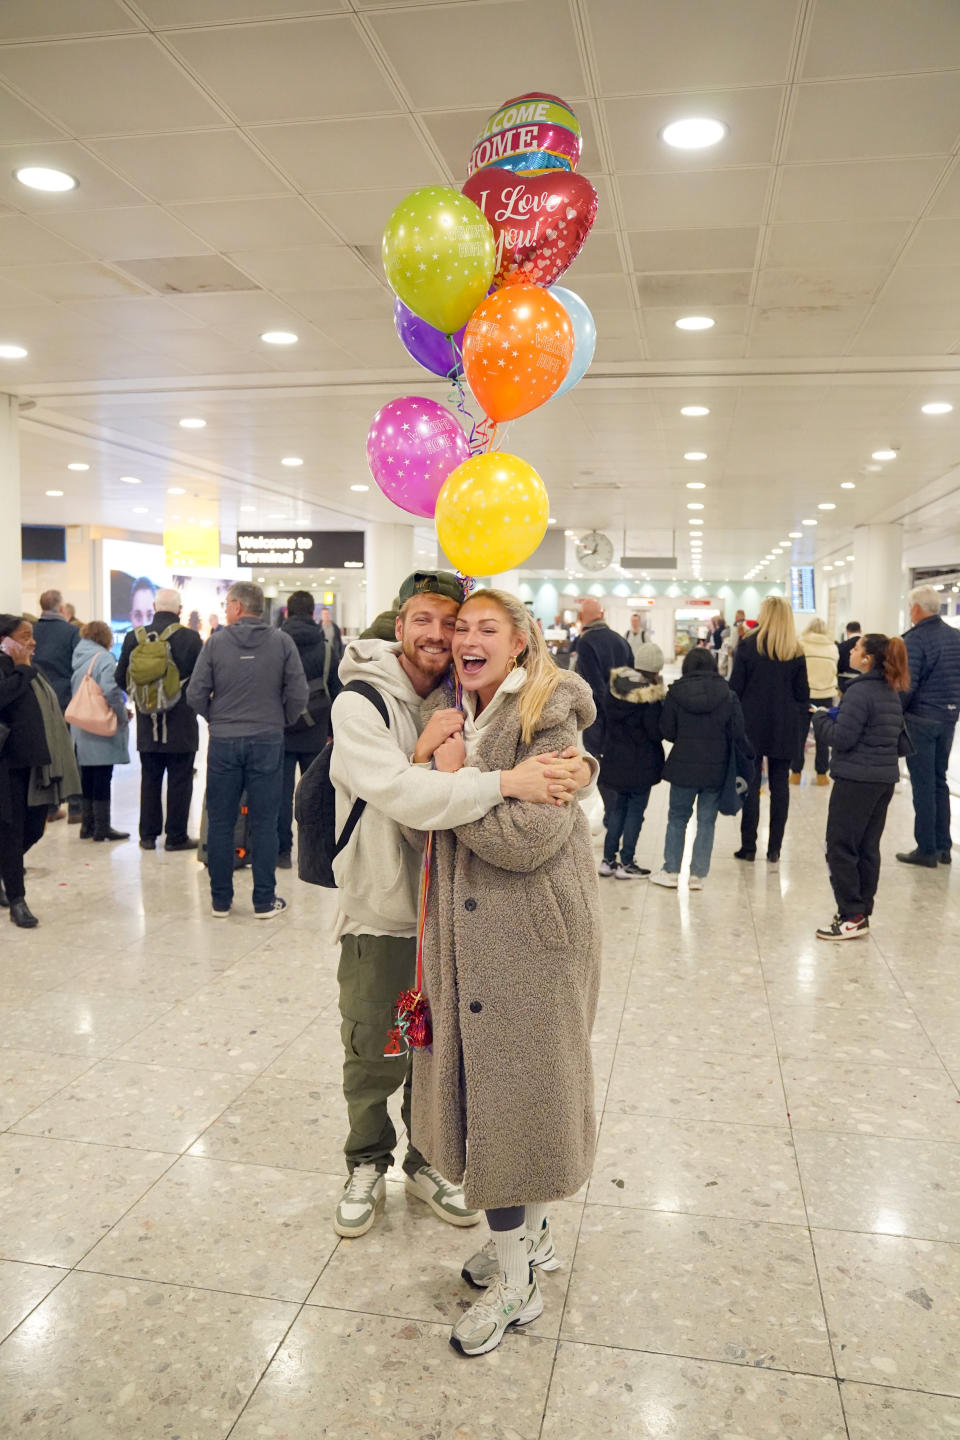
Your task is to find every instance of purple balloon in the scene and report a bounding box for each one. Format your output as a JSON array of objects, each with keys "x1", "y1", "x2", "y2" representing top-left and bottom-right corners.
[
  {"x1": 394, "y1": 298, "x2": 465, "y2": 378},
  {"x1": 366, "y1": 396, "x2": 470, "y2": 519}
]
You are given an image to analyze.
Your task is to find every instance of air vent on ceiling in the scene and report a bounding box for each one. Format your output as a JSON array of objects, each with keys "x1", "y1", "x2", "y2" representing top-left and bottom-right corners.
[
  {"x1": 113, "y1": 256, "x2": 260, "y2": 295},
  {"x1": 621, "y1": 555, "x2": 678, "y2": 569}
]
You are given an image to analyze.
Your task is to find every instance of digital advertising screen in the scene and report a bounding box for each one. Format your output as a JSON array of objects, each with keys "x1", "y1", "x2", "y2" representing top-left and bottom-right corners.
[{"x1": 790, "y1": 565, "x2": 816, "y2": 613}]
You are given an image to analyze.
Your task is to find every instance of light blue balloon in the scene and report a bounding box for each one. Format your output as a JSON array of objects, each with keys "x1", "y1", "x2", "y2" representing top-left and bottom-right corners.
[{"x1": 550, "y1": 285, "x2": 596, "y2": 399}]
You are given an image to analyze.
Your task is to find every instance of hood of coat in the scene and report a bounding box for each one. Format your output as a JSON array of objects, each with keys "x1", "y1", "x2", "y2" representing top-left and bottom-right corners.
[
  {"x1": 221, "y1": 617, "x2": 278, "y2": 651},
  {"x1": 71, "y1": 636, "x2": 108, "y2": 675},
  {"x1": 668, "y1": 671, "x2": 732, "y2": 715},
  {"x1": 338, "y1": 636, "x2": 428, "y2": 708},
  {"x1": 608, "y1": 667, "x2": 666, "y2": 705},
  {"x1": 801, "y1": 632, "x2": 839, "y2": 661},
  {"x1": 282, "y1": 615, "x2": 324, "y2": 655},
  {"x1": 422, "y1": 663, "x2": 596, "y2": 734}
]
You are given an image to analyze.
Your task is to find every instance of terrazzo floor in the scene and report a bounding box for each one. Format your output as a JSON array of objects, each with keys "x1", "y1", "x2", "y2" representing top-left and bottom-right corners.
[{"x1": 2, "y1": 747, "x2": 960, "y2": 1438}]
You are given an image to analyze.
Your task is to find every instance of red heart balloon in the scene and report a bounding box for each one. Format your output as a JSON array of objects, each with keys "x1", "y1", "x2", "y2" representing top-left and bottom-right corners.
[{"x1": 462, "y1": 169, "x2": 598, "y2": 291}]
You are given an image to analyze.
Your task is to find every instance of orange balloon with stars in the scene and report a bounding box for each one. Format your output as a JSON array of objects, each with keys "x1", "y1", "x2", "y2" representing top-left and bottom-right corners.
[{"x1": 463, "y1": 283, "x2": 574, "y2": 423}]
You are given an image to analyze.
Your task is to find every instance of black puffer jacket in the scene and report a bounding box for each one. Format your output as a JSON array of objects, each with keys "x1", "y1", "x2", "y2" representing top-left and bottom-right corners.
[
  {"x1": 730, "y1": 633, "x2": 809, "y2": 759},
  {"x1": 661, "y1": 672, "x2": 746, "y2": 790},
  {"x1": 281, "y1": 615, "x2": 332, "y2": 754},
  {"x1": 813, "y1": 670, "x2": 904, "y2": 783},
  {"x1": 0, "y1": 654, "x2": 51, "y2": 824},
  {"x1": 116, "y1": 611, "x2": 203, "y2": 753},
  {"x1": 597, "y1": 670, "x2": 665, "y2": 792}
]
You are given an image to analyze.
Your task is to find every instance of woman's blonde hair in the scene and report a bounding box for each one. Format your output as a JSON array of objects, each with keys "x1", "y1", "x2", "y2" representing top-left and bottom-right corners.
[
  {"x1": 755, "y1": 595, "x2": 803, "y2": 661},
  {"x1": 803, "y1": 616, "x2": 828, "y2": 636},
  {"x1": 459, "y1": 588, "x2": 561, "y2": 743}
]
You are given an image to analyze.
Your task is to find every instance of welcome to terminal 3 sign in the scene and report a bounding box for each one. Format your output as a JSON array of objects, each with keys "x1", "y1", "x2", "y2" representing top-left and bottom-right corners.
[{"x1": 235, "y1": 530, "x2": 364, "y2": 568}]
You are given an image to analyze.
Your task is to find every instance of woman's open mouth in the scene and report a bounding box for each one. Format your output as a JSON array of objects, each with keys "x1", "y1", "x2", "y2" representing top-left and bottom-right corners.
[{"x1": 459, "y1": 654, "x2": 487, "y2": 676}]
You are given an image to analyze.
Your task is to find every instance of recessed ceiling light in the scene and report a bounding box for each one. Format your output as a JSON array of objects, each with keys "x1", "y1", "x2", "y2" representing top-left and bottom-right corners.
[
  {"x1": 779, "y1": 539, "x2": 790, "y2": 546},
  {"x1": 864, "y1": 463, "x2": 882, "y2": 472},
  {"x1": 179, "y1": 417, "x2": 206, "y2": 429},
  {"x1": 15, "y1": 166, "x2": 76, "y2": 192},
  {"x1": 548, "y1": 518, "x2": 557, "y2": 524},
  {"x1": 66, "y1": 462, "x2": 89, "y2": 472},
  {"x1": 687, "y1": 502, "x2": 704, "y2": 510},
  {"x1": 240, "y1": 505, "x2": 256, "y2": 512},
  {"x1": 686, "y1": 481, "x2": 706, "y2": 489},
  {"x1": 872, "y1": 449, "x2": 896, "y2": 461},
  {"x1": 564, "y1": 529, "x2": 575, "y2": 537},
  {"x1": 661, "y1": 117, "x2": 728, "y2": 150},
  {"x1": 824, "y1": 564, "x2": 834, "y2": 571},
  {"x1": 675, "y1": 315, "x2": 714, "y2": 331},
  {"x1": 132, "y1": 506, "x2": 148, "y2": 514},
  {"x1": 680, "y1": 405, "x2": 710, "y2": 417},
  {"x1": 350, "y1": 484, "x2": 370, "y2": 493},
  {"x1": 840, "y1": 481, "x2": 856, "y2": 489},
  {"x1": 818, "y1": 502, "x2": 836, "y2": 510},
  {"x1": 688, "y1": 517, "x2": 703, "y2": 525},
  {"x1": 922, "y1": 402, "x2": 953, "y2": 415},
  {"x1": 801, "y1": 518, "x2": 817, "y2": 526},
  {"x1": 45, "y1": 489, "x2": 63, "y2": 497},
  {"x1": 0, "y1": 343, "x2": 28, "y2": 359},
  {"x1": 168, "y1": 486, "x2": 186, "y2": 495},
  {"x1": 835, "y1": 559, "x2": 845, "y2": 566},
  {"x1": 771, "y1": 548, "x2": 782, "y2": 554},
  {"x1": 281, "y1": 456, "x2": 303, "y2": 467},
  {"x1": 119, "y1": 475, "x2": 141, "y2": 485},
  {"x1": 684, "y1": 451, "x2": 707, "y2": 461},
  {"x1": 788, "y1": 531, "x2": 802, "y2": 538},
  {"x1": 261, "y1": 330, "x2": 298, "y2": 345}
]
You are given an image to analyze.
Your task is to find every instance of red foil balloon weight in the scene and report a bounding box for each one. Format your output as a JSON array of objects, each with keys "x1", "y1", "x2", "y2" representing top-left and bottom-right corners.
[{"x1": 395, "y1": 989, "x2": 432, "y2": 1050}]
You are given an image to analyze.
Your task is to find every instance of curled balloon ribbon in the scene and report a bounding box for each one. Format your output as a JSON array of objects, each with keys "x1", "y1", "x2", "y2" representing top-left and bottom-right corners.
[{"x1": 448, "y1": 336, "x2": 500, "y2": 457}]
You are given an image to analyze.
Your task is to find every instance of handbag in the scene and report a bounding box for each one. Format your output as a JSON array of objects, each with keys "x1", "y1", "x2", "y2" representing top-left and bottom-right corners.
[{"x1": 65, "y1": 657, "x2": 118, "y2": 737}]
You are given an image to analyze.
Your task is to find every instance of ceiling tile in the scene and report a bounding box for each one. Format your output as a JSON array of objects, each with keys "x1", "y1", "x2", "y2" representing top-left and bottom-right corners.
[
  {"x1": 310, "y1": 186, "x2": 414, "y2": 246},
  {"x1": 636, "y1": 271, "x2": 752, "y2": 306},
  {"x1": 0, "y1": 1, "x2": 141, "y2": 40},
  {"x1": 753, "y1": 304, "x2": 869, "y2": 336},
  {"x1": 90, "y1": 131, "x2": 286, "y2": 203},
  {"x1": 0, "y1": 83, "x2": 65, "y2": 143},
  {"x1": 250, "y1": 116, "x2": 443, "y2": 192},
  {"x1": 566, "y1": 275, "x2": 633, "y2": 311},
  {"x1": 421, "y1": 101, "x2": 602, "y2": 182},
  {"x1": 159, "y1": 289, "x2": 305, "y2": 326},
  {"x1": 229, "y1": 243, "x2": 378, "y2": 290},
  {"x1": 786, "y1": 74, "x2": 960, "y2": 163},
  {"x1": 139, "y1": 0, "x2": 347, "y2": 22},
  {"x1": 848, "y1": 324, "x2": 960, "y2": 356},
  {"x1": 0, "y1": 140, "x2": 149, "y2": 210},
  {"x1": 368, "y1": 0, "x2": 585, "y2": 109},
  {"x1": 282, "y1": 286, "x2": 390, "y2": 323},
  {"x1": 587, "y1": 0, "x2": 798, "y2": 91},
  {"x1": 629, "y1": 227, "x2": 759, "y2": 271},
  {"x1": 928, "y1": 163, "x2": 960, "y2": 217},
  {"x1": 648, "y1": 330, "x2": 749, "y2": 360},
  {"x1": 0, "y1": 215, "x2": 89, "y2": 265},
  {"x1": 0, "y1": 278, "x2": 51, "y2": 308},
  {"x1": 0, "y1": 36, "x2": 226, "y2": 137},
  {"x1": 644, "y1": 305, "x2": 748, "y2": 338},
  {"x1": 766, "y1": 219, "x2": 911, "y2": 269},
  {"x1": 880, "y1": 265, "x2": 960, "y2": 305},
  {"x1": 117, "y1": 254, "x2": 259, "y2": 294},
  {"x1": 900, "y1": 217, "x2": 960, "y2": 265},
  {"x1": 755, "y1": 267, "x2": 885, "y2": 306},
  {"x1": 37, "y1": 206, "x2": 214, "y2": 261},
  {"x1": 803, "y1": 0, "x2": 960, "y2": 78},
  {"x1": 166, "y1": 16, "x2": 398, "y2": 125},
  {"x1": 66, "y1": 296, "x2": 209, "y2": 331},
  {"x1": 594, "y1": 335, "x2": 645, "y2": 363},
  {"x1": 775, "y1": 158, "x2": 946, "y2": 221},
  {"x1": 170, "y1": 196, "x2": 337, "y2": 250},
  {"x1": 587, "y1": 306, "x2": 640, "y2": 341},
  {"x1": 0, "y1": 261, "x2": 148, "y2": 301},
  {"x1": 557, "y1": 232, "x2": 625, "y2": 281},
  {"x1": 619, "y1": 168, "x2": 770, "y2": 229},
  {"x1": 605, "y1": 88, "x2": 783, "y2": 171}
]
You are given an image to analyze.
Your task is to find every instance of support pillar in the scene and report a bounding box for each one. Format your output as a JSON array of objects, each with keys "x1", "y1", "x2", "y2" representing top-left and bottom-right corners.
[
  {"x1": 852, "y1": 523, "x2": 905, "y2": 637},
  {"x1": 363, "y1": 522, "x2": 415, "y2": 626},
  {"x1": 0, "y1": 394, "x2": 22, "y2": 613}
]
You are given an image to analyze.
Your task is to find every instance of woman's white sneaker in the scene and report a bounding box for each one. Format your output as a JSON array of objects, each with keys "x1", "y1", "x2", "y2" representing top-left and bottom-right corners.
[
  {"x1": 404, "y1": 1164, "x2": 480, "y2": 1226},
  {"x1": 461, "y1": 1219, "x2": 560, "y2": 1288},
  {"x1": 333, "y1": 1164, "x2": 385, "y2": 1237},
  {"x1": 450, "y1": 1271, "x2": 542, "y2": 1356},
  {"x1": 650, "y1": 870, "x2": 679, "y2": 888}
]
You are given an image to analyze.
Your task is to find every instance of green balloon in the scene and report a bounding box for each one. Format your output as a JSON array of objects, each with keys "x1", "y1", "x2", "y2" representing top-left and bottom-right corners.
[{"x1": 382, "y1": 186, "x2": 496, "y2": 337}]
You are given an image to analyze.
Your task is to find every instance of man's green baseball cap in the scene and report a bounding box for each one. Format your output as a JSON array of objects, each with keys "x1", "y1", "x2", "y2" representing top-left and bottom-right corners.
[{"x1": 398, "y1": 570, "x2": 464, "y2": 605}]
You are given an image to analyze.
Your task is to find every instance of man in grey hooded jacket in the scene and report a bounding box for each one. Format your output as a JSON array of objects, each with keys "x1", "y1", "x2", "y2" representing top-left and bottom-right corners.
[{"x1": 187, "y1": 581, "x2": 307, "y2": 919}]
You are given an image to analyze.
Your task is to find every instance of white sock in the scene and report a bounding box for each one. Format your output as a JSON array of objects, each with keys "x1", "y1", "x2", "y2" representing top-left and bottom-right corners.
[
  {"x1": 525, "y1": 1203, "x2": 548, "y2": 1238},
  {"x1": 493, "y1": 1222, "x2": 529, "y2": 1290}
]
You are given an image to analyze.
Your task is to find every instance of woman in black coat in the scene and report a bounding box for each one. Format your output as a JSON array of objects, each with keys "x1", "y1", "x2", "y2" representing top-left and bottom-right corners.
[
  {"x1": 0, "y1": 614, "x2": 51, "y2": 928},
  {"x1": 597, "y1": 651, "x2": 665, "y2": 879},
  {"x1": 812, "y1": 633, "x2": 910, "y2": 941},
  {"x1": 730, "y1": 596, "x2": 810, "y2": 864}
]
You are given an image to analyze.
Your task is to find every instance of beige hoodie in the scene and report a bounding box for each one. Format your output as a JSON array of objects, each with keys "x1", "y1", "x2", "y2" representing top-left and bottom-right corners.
[
  {"x1": 801, "y1": 630, "x2": 840, "y2": 700},
  {"x1": 329, "y1": 639, "x2": 502, "y2": 940}
]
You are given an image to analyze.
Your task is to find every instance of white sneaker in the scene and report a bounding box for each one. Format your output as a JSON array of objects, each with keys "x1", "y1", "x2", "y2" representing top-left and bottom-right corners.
[
  {"x1": 462, "y1": 1219, "x2": 560, "y2": 1289},
  {"x1": 333, "y1": 1164, "x2": 385, "y2": 1237},
  {"x1": 255, "y1": 897, "x2": 287, "y2": 919},
  {"x1": 211, "y1": 906, "x2": 230, "y2": 918},
  {"x1": 404, "y1": 1164, "x2": 481, "y2": 1227},
  {"x1": 688, "y1": 875, "x2": 704, "y2": 890},
  {"x1": 816, "y1": 913, "x2": 869, "y2": 942},
  {"x1": 598, "y1": 858, "x2": 616, "y2": 877},
  {"x1": 650, "y1": 870, "x2": 679, "y2": 888},
  {"x1": 450, "y1": 1271, "x2": 543, "y2": 1356}
]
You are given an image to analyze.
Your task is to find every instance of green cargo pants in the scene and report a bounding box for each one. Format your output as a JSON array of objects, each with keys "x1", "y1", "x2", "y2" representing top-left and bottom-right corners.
[{"x1": 338, "y1": 933, "x2": 428, "y2": 1177}]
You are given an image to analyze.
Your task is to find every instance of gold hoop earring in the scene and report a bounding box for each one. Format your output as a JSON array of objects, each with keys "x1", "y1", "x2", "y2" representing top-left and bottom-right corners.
[{"x1": 507, "y1": 657, "x2": 518, "y2": 672}]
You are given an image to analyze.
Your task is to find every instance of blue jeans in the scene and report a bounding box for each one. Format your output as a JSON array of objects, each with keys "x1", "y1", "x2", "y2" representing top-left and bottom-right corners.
[
  {"x1": 905, "y1": 715, "x2": 956, "y2": 854},
  {"x1": 603, "y1": 787, "x2": 651, "y2": 864},
  {"x1": 663, "y1": 784, "x2": 722, "y2": 878},
  {"x1": 206, "y1": 734, "x2": 284, "y2": 912}
]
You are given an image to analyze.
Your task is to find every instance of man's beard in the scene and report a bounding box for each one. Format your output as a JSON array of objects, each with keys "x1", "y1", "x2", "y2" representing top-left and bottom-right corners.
[{"x1": 401, "y1": 638, "x2": 451, "y2": 683}]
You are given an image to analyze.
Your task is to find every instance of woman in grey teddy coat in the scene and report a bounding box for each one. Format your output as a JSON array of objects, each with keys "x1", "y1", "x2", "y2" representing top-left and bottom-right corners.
[{"x1": 410, "y1": 587, "x2": 601, "y2": 1357}]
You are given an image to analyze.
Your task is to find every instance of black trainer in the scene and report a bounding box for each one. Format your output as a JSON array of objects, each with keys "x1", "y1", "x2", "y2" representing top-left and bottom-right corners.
[{"x1": 939, "y1": 850, "x2": 953, "y2": 865}]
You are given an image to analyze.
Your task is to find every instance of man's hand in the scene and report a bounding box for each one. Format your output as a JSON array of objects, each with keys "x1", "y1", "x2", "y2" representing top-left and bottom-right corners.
[
  {"x1": 537, "y1": 745, "x2": 593, "y2": 793},
  {"x1": 413, "y1": 708, "x2": 464, "y2": 764},
  {"x1": 500, "y1": 752, "x2": 570, "y2": 805},
  {"x1": 434, "y1": 734, "x2": 465, "y2": 773}
]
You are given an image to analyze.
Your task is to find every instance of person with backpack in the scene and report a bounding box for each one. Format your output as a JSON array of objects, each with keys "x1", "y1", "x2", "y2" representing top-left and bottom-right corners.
[
  {"x1": 597, "y1": 643, "x2": 666, "y2": 880},
  {"x1": 116, "y1": 587, "x2": 204, "y2": 852},
  {"x1": 277, "y1": 590, "x2": 336, "y2": 870},
  {"x1": 323, "y1": 569, "x2": 592, "y2": 1243},
  {"x1": 651, "y1": 647, "x2": 747, "y2": 889}
]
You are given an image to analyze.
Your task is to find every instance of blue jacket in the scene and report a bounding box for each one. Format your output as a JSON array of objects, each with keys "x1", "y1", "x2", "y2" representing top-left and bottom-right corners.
[
  {"x1": 33, "y1": 611, "x2": 79, "y2": 710},
  {"x1": 70, "y1": 639, "x2": 131, "y2": 767},
  {"x1": 813, "y1": 670, "x2": 903, "y2": 784},
  {"x1": 902, "y1": 614, "x2": 960, "y2": 723}
]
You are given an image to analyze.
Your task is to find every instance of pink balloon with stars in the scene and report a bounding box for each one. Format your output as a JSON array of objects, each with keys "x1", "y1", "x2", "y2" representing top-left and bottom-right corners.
[{"x1": 366, "y1": 396, "x2": 470, "y2": 519}]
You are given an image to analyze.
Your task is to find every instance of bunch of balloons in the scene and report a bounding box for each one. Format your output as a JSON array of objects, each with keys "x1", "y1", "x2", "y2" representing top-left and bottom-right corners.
[{"x1": 366, "y1": 91, "x2": 599, "y2": 577}]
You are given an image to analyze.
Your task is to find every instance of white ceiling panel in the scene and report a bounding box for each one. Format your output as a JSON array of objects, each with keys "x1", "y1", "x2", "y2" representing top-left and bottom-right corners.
[
  {"x1": 310, "y1": 186, "x2": 417, "y2": 246},
  {"x1": 900, "y1": 217, "x2": 960, "y2": 266},
  {"x1": 605, "y1": 88, "x2": 783, "y2": 172},
  {"x1": 285, "y1": 286, "x2": 392, "y2": 323},
  {"x1": 138, "y1": 0, "x2": 347, "y2": 22},
  {"x1": 643, "y1": 304, "x2": 748, "y2": 338},
  {"x1": 250, "y1": 116, "x2": 443, "y2": 192},
  {"x1": 753, "y1": 304, "x2": 869, "y2": 336},
  {"x1": 586, "y1": 0, "x2": 799, "y2": 93},
  {"x1": 0, "y1": 141, "x2": 149, "y2": 210},
  {"x1": 619, "y1": 168, "x2": 771, "y2": 230},
  {"x1": 170, "y1": 196, "x2": 338, "y2": 250},
  {"x1": 786, "y1": 73, "x2": 960, "y2": 163},
  {"x1": 66, "y1": 297, "x2": 209, "y2": 331},
  {"x1": 557, "y1": 231, "x2": 625, "y2": 281},
  {"x1": 157, "y1": 289, "x2": 304, "y2": 326},
  {"x1": 90, "y1": 130, "x2": 286, "y2": 203},
  {"x1": 1, "y1": 261, "x2": 148, "y2": 301},
  {"x1": 636, "y1": 271, "x2": 752, "y2": 307},
  {"x1": 928, "y1": 164, "x2": 960, "y2": 217},
  {"x1": 754, "y1": 267, "x2": 886, "y2": 307},
  {"x1": 36, "y1": 205, "x2": 214, "y2": 261},
  {"x1": 0, "y1": 35, "x2": 226, "y2": 136},
  {"x1": 0, "y1": 82, "x2": 65, "y2": 143},
  {"x1": 0, "y1": 214, "x2": 89, "y2": 265},
  {"x1": 880, "y1": 265, "x2": 960, "y2": 305},
  {"x1": 229, "y1": 243, "x2": 378, "y2": 290},
  {"x1": 0, "y1": 1, "x2": 141, "y2": 42},
  {"x1": 368, "y1": 0, "x2": 586, "y2": 110},
  {"x1": 774, "y1": 157, "x2": 946, "y2": 222},
  {"x1": 765, "y1": 219, "x2": 911, "y2": 270},
  {"x1": 629, "y1": 226, "x2": 759, "y2": 272},
  {"x1": 803, "y1": 0, "x2": 960, "y2": 79},
  {"x1": 166, "y1": 16, "x2": 399, "y2": 124}
]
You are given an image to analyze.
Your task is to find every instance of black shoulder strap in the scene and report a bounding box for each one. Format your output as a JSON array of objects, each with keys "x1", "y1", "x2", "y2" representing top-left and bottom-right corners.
[{"x1": 332, "y1": 680, "x2": 390, "y2": 859}]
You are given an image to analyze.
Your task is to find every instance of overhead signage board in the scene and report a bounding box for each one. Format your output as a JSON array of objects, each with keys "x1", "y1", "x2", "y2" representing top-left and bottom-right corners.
[
  {"x1": 235, "y1": 530, "x2": 364, "y2": 569},
  {"x1": 790, "y1": 564, "x2": 816, "y2": 612}
]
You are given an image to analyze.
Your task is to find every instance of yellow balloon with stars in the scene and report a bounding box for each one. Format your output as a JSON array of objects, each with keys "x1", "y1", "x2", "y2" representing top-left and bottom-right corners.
[
  {"x1": 382, "y1": 186, "x2": 496, "y2": 336},
  {"x1": 435, "y1": 452, "x2": 549, "y2": 577}
]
